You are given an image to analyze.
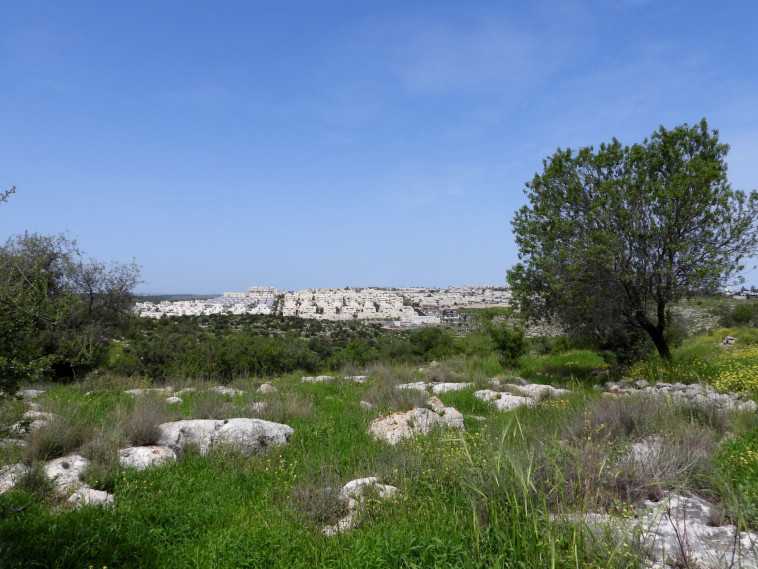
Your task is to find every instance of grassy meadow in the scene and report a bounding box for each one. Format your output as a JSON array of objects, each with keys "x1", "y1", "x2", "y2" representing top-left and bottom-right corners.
[{"x1": 2, "y1": 299, "x2": 758, "y2": 568}]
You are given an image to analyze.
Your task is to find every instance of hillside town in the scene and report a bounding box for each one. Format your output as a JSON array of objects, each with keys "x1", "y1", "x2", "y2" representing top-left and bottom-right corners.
[{"x1": 133, "y1": 285, "x2": 512, "y2": 323}]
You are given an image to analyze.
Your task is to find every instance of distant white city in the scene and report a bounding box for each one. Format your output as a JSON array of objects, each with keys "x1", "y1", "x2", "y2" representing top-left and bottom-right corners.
[{"x1": 134, "y1": 285, "x2": 512, "y2": 325}]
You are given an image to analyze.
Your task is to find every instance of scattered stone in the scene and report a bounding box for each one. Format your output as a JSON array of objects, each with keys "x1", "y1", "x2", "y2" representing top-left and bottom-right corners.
[
  {"x1": 429, "y1": 361, "x2": 439, "y2": 368},
  {"x1": 45, "y1": 454, "x2": 89, "y2": 492},
  {"x1": 359, "y1": 401, "x2": 375, "y2": 411},
  {"x1": 0, "y1": 464, "x2": 28, "y2": 494},
  {"x1": 157, "y1": 418, "x2": 294, "y2": 455},
  {"x1": 723, "y1": 336, "x2": 737, "y2": 346},
  {"x1": 301, "y1": 375, "x2": 333, "y2": 383},
  {"x1": 257, "y1": 383, "x2": 278, "y2": 394},
  {"x1": 175, "y1": 387, "x2": 196, "y2": 395},
  {"x1": 368, "y1": 401, "x2": 464, "y2": 445},
  {"x1": 511, "y1": 377, "x2": 529, "y2": 386},
  {"x1": 17, "y1": 389, "x2": 45, "y2": 399},
  {"x1": 601, "y1": 381, "x2": 758, "y2": 412},
  {"x1": 430, "y1": 382, "x2": 473, "y2": 394},
  {"x1": 67, "y1": 487, "x2": 114, "y2": 508},
  {"x1": 0, "y1": 438, "x2": 27, "y2": 449},
  {"x1": 474, "y1": 389, "x2": 536, "y2": 411},
  {"x1": 323, "y1": 477, "x2": 399, "y2": 537},
  {"x1": 125, "y1": 387, "x2": 174, "y2": 396},
  {"x1": 119, "y1": 446, "x2": 177, "y2": 470},
  {"x1": 209, "y1": 386, "x2": 244, "y2": 396},
  {"x1": 166, "y1": 396, "x2": 183, "y2": 404},
  {"x1": 10, "y1": 410, "x2": 57, "y2": 434},
  {"x1": 394, "y1": 382, "x2": 429, "y2": 392}
]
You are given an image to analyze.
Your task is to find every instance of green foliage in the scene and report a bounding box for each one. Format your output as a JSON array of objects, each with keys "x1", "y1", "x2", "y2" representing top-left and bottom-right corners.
[
  {"x1": 508, "y1": 119, "x2": 758, "y2": 362},
  {"x1": 487, "y1": 322, "x2": 527, "y2": 366},
  {"x1": 717, "y1": 429, "x2": 758, "y2": 527},
  {"x1": 0, "y1": 232, "x2": 140, "y2": 392}
]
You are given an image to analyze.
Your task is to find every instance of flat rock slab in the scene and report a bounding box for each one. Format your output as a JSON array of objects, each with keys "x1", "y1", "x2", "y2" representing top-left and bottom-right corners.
[
  {"x1": 510, "y1": 384, "x2": 571, "y2": 399},
  {"x1": 11, "y1": 410, "x2": 57, "y2": 434},
  {"x1": 165, "y1": 396, "x2": 183, "y2": 404},
  {"x1": 68, "y1": 487, "x2": 114, "y2": 508},
  {"x1": 0, "y1": 464, "x2": 28, "y2": 494},
  {"x1": 474, "y1": 389, "x2": 536, "y2": 411},
  {"x1": 45, "y1": 454, "x2": 89, "y2": 492},
  {"x1": 430, "y1": 382, "x2": 473, "y2": 394},
  {"x1": 119, "y1": 446, "x2": 177, "y2": 470},
  {"x1": 157, "y1": 418, "x2": 294, "y2": 454},
  {"x1": 369, "y1": 406, "x2": 464, "y2": 445}
]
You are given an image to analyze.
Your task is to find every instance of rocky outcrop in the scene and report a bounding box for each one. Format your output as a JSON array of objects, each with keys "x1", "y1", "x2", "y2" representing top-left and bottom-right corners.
[
  {"x1": 257, "y1": 383, "x2": 278, "y2": 394},
  {"x1": 119, "y1": 446, "x2": 177, "y2": 470},
  {"x1": 602, "y1": 380, "x2": 758, "y2": 412},
  {"x1": 157, "y1": 418, "x2": 293, "y2": 454},
  {"x1": 394, "y1": 382, "x2": 474, "y2": 394},
  {"x1": 575, "y1": 493, "x2": 758, "y2": 569},
  {"x1": 10, "y1": 410, "x2": 57, "y2": 434},
  {"x1": 322, "y1": 477, "x2": 399, "y2": 537},
  {"x1": 16, "y1": 389, "x2": 45, "y2": 399},
  {"x1": 368, "y1": 400, "x2": 464, "y2": 445}
]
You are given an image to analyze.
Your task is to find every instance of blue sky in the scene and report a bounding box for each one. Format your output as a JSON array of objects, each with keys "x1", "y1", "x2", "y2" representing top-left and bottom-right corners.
[{"x1": 2, "y1": 1, "x2": 757, "y2": 293}]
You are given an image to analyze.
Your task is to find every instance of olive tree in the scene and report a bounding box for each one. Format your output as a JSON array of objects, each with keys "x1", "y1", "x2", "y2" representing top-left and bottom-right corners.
[{"x1": 507, "y1": 119, "x2": 758, "y2": 360}]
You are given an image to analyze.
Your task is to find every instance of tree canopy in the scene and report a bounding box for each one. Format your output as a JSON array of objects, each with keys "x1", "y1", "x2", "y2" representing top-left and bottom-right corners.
[{"x1": 507, "y1": 119, "x2": 758, "y2": 360}]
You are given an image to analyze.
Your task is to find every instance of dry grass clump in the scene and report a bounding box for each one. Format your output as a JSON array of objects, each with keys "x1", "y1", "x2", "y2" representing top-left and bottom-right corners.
[
  {"x1": 363, "y1": 363, "x2": 418, "y2": 386},
  {"x1": 260, "y1": 392, "x2": 315, "y2": 423},
  {"x1": 189, "y1": 393, "x2": 244, "y2": 420},
  {"x1": 361, "y1": 383, "x2": 428, "y2": 413},
  {"x1": 25, "y1": 415, "x2": 92, "y2": 462},
  {"x1": 288, "y1": 472, "x2": 349, "y2": 527},
  {"x1": 425, "y1": 363, "x2": 457, "y2": 383},
  {"x1": 125, "y1": 397, "x2": 167, "y2": 446},
  {"x1": 563, "y1": 395, "x2": 667, "y2": 442}
]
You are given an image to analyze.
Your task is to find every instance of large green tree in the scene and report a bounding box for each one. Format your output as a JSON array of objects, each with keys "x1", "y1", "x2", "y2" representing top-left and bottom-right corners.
[
  {"x1": 507, "y1": 119, "x2": 758, "y2": 360},
  {"x1": 0, "y1": 231, "x2": 141, "y2": 393}
]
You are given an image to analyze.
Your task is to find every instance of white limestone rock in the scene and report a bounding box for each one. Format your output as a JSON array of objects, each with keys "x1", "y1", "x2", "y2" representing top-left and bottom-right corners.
[
  {"x1": 359, "y1": 400, "x2": 375, "y2": 411},
  {"x1": 10, "y1": 410, "x2": 57, "y2": 434},
  {"x1": 394, "y1": 382, "x2": 429, "y2": 392},
  {"x1": 510, "y1": 384, "x2": 571, "y2": 399},
  {"x1": 119, "y1": 446, "x2": 177, "y2": 470},
  {"x1": 368, "y1": 404, "x2": 465, "y2": 445},
  {"x1": 257, "y1": 383, "x2": 278, "y2": 394},
  {"x1": 68, "y1": 487, "x2": 114, "y2": 508},
  {"x1": 45, "y1": 454, "x2": 89, "y2": 492},
  {"x1": 165, "y1": 396, "x2": 183, "y2": 404},
  {"x1": 430, "y1": 382, "x2": 473, "y2": 394},
  {"x1": 0, "y1": 464, "x2": 28, "y2": 494},
  {"x1": 157, "y1": 418, "x2": 294, "y2": 455},
  {"x1": 209, "y1": 386, "x2": 244, "y2": 396},
  {"x1": 323, "y1": 477, "x2": 399, "y2": 537},
  {"x1": 474, "y1": 389, "x2": 536, "y2": 411}
]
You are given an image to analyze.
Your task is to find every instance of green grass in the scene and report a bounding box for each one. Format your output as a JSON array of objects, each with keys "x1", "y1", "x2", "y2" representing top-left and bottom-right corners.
[{"x1": 5, "y1": 337, "x2": 758, "y2": 568}]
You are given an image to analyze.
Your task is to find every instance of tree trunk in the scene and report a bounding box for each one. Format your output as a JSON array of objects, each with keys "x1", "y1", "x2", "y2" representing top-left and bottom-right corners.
[{"x1": 634, "y1": 309, "x2": 672, "y2": 360}]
